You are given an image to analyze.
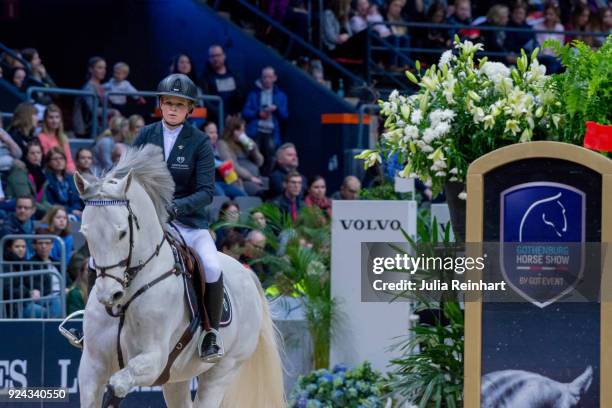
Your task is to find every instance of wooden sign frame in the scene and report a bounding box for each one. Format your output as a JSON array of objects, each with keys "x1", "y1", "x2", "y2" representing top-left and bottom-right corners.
[{"x1": 464, "y1": 141, "x2": 612, "y2": 407}]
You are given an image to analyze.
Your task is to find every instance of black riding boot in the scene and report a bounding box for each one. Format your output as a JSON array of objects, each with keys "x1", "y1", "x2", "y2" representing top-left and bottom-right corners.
[{"x1": 199, "y1": 273, "x2": 224, "y2": 362}]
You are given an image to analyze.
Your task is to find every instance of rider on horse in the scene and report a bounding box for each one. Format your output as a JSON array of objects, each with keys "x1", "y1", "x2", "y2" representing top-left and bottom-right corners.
[{"x1": 132, "y1": 73, "x2": 224, "y2": 363}]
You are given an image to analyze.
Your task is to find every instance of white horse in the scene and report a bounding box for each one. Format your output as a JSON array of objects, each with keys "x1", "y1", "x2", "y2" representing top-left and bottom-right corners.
[
  {"x1": 481, "y1": 366, "x2": 593, "y2": 408},
  {"x1": 73, "y1": 144, "x2": 285, "y2": 407}
]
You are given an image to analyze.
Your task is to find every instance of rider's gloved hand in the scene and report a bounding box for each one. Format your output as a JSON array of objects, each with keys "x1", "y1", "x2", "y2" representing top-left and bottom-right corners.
[{"x1": 166, "y1": 203, "x2": 179, "y2": 221}]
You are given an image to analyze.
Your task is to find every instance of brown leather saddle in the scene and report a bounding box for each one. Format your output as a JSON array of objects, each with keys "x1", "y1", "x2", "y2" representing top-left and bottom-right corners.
[{"x1": 168, "y1": 234, "x2": 232, "y2": 329}]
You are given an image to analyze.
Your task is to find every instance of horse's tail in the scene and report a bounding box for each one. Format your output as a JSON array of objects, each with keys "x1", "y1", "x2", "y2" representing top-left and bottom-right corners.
[{"x1": 222, "y1": 272, "x2": 286, "y2": 408}]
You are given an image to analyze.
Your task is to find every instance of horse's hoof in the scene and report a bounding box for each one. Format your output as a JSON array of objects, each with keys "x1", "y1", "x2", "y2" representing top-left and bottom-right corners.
[{"x1": 101, "y1": 385, "x2": 124, "y2": 408}]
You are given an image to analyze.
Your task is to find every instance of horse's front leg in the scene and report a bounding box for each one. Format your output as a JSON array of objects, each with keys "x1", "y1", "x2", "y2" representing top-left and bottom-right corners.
[
  {"x1": 107, "y1": 349, "x2": 166, "y2": 398},
  {"x1": 78, "y1": 348, "x2": 110, "y2": 408}
]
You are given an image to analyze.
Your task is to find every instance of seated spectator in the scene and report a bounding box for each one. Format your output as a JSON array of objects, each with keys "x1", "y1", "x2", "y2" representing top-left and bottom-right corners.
[
  {"x1": 0, "y1": 122, "x2": 22, "y2": 173},
  {"x1": 126, "y1": 114, "x2": 145, "y2": 144},
  {"x1": 215, "y1": 201, "x2": 242, "y2": 249},
  {"x1": 169, "y1": 53, "x2": 204, "y2": 106},
  {"x1": 565, "y1": 4, "x2": 595, "y2": 46},
  {"x1": 67, "y1": 259, "x2": 88, "y2": 314},
  {"x1": 103, "y1": 62, "x2": 145, "y2": 110},
  {"x1": 368, "y1": 3, "x2": 392, "y2": 38},
  {"x1": 241, "y1": 230, "x2": 271, "y2": 284},
  {"x1": 242, "y1": 66, "x2": 289, "y2": 174},
  {"x1": 447, "y1": 0, "x2": 474, "y2": 39},
  {"x1": 220, "y1": 229, "x2": 245, "y2": 261},
  {"x1": 387, "y1": 0, "x2": 412, "y2": 68},
  {"x1": 8, "y1": 102, "x2": 38, "y2": 152},
  {"x1": 415, "y1": 2, "x2": 452, "y2": 65},
  {"x1": 2, "y1": 238, "x2": 29, "y2": 317},
  {"x1": 271, "y1": 171, "x2": 305, "y2": 222},
  {"x1": 41, "y1": 205, "x2": 73, "y2": 262},
  {"x1": 350, "y1": 0, "x2": 371, "y2": 33},
  {"x1": 75, "y1": 148, "x2": 94, "y2": 176},
  {"x1": 250, "y1": 210, "x2": 268, "y2": 230},
  {"x1": 322, "y1": 0, "x2": 354, "y2": 52},
  {"x1": 73, "y1": 56, "x2": 108, "y2": 138},
  {"x1": 534, "y1": 2, "x2": 565, "y2": 73},
  {"x1": 505, "y1": 1, "x2": 536, "y2": 53},
  {"x1": 269, "y1": 143, "x2": 306, "y2": 198},
  {"x1": 481, "y1": 4, "x2": 516, "y2": 64},
  {"x1": 201, "y1": 45, "x2": 244, "y2": 117},
  {"x1": 11, "y1": 67, "x2": 27, "y2": 92},
  {"x1": 93, "y1": 115, "x2": 128, "y2": 172},
  {"x1": 204, "y1": 121, "x2": 246, "y2": 199},
  {"x1": 111, "y1": 142, "x2": 127, "y2": 165},
  {"x1": 37, "y1": 104, "x2": 76, "y2": 173},
  {"x1": 21, "y1": 48, "x2": 56, "y2": 105},
  {"x1": 1, "y1": 197, "x2": 36, "y2": 253},
  {"x1": 332, "y1": 175, "x2": 362, "y2": 200},
  {"x1": 24, "y1": 230, "x2": 62, "y2": 318},
  {"x1": 593, "y1": 7, "x2": 612, "y2": 47},
  {"x1": 6, "y1": 142, "x2": 50, "y2": 217},
  {"x1": 218, "y1": 116, "x2": 265, "y2": 196},
  {"x1": 304, "y1": 175, "x2": 332, "y2": 217},
  {"x1": 44, "y1": 147, "x2": 83, "y2": 218}
]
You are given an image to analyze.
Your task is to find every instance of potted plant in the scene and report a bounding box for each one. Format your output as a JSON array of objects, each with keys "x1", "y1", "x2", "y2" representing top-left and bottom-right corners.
[
  {"x1": 543, "y1": 36, "x2": 612, "y2": 150},
  {"x1": 357, "y1": 38, "x2": 561, "y2": 240}
]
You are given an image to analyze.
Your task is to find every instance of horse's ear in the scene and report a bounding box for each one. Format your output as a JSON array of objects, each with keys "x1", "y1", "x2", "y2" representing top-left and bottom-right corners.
[
  {"x1": 123, "y1": 169, "x2": 134, "y2": 195},
  {"x1": 74, "y1": 172, "x2": 90, "y2": 196},
  {"x1": 569, "y1": 366, "x2": 593, "y2": 396}
]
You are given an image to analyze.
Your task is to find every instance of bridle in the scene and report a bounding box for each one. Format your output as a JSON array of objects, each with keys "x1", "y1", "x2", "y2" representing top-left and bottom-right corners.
[{"x1": 85, "y1": 199, "x2": 166, "y2": 289}]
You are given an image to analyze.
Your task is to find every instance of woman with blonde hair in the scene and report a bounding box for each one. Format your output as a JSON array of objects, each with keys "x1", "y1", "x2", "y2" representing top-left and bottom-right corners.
[
  {"x1": 217, "y1": 115, "x2": 265, "y2": 196},
  {"x1": 41, "y1": 205, "x2": 73, "y2": 261},
  {"x1": 8, "y1": 102, "x2": 38, "y2": 152},
  {"x1": 125, "y1": 114, "x2": 145, "y2": 144},
  {"x1": 92, "y1": 115, "x2": 128, "y2": 172},
  {"x1": 37, "y1": 104, "x2": 76, "y2": 173}
]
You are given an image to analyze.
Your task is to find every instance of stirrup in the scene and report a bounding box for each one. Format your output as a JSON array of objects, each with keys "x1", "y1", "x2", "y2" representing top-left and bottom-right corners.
[
  {"x1": 59, "y1": 310, "x2": 85, "y2": 349},
  {"x1": 197, "y1": 328, "x2": 225, "y2": 363}
]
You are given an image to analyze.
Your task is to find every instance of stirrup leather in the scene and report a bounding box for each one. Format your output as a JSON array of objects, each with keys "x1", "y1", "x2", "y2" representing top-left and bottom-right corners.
[
  {"x1": 59, "y1": 310, "x2": 85, "y2": 349},
  {"x1": 197, "y1": 328, "x2": 225, "y2": 362}
]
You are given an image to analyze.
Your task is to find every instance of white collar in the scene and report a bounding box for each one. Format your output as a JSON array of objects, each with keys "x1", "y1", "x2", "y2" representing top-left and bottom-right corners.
[{"x1": 162, "y1": 120, "x2": 183, "y2": 136}]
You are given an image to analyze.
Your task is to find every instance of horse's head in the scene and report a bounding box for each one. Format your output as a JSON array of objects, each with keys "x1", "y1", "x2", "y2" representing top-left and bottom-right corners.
[{"x1": 75, "y1": 144, "x2": 174, "y2": 308}]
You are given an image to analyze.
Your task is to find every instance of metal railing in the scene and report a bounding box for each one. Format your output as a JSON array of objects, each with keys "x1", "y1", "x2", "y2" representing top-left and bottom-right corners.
[
  {"x1": 25, "y1": 86, "x2": 99, "y2": 138},
  {"x1": 102, "y1": 90, "x2": 225, "y2": 133},
  {"x1": 0, "y1": 234, "x2": 67, "y2": 281},
  {"x1": 365, "y1": 21, "x2": 610, "y2": 88},
  {"x1": 0, "y1": 269, "x2": 66, "y2": 318},
  {"x1": 0, "y1": 41, "x2": 32, "y2": 75},
  {"x1": 212, "y1": 0, "x2": 366, "y2": 89},
  {"x1": 0, "y1": 112, "x2": 13, "y2": 123}
]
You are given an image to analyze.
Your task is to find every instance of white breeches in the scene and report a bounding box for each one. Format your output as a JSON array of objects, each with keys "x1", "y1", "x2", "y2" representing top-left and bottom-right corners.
[{"x1": 171, "y1": 222, "x2": 222, "y2": 283}]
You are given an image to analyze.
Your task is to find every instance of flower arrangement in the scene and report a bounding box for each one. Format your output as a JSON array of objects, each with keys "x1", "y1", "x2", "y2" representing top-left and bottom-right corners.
[
  {"x1": 289, "y1": 362, "x2": 390, "y2": 408},
  {"x1": 358, "y1": 38, "x2": 561, "y2": 197}
]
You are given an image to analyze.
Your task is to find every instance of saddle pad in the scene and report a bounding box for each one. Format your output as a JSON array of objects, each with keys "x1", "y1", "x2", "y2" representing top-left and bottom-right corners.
[{"x1": 220, "y1": 287, "x2": 232, "y2": 327}]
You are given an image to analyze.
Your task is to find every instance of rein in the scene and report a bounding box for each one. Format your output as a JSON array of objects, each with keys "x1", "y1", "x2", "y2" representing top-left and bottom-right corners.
[{"x1": 84, "y1": 198, "x2": 199, "y2": 385}]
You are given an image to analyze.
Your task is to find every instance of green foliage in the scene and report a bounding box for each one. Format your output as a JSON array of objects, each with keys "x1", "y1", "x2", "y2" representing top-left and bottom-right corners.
[
  {"x1": 388, "y1": 301, "x2": 464, "y2": 408},
  {"x1": 289, "y1": 362, "x2": 391, "y2": 408},
  {"x1": 544, "y1": 36, "x2": 612, "y2": 145},
  {"x1": 360, "y1": 182, "x2": 415, "y2": 201}
]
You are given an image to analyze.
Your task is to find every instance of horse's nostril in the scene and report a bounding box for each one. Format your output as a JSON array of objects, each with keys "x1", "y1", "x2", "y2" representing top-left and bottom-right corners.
[{"x1": 112, "y1": 291, "x2": 124, "y2": 302}]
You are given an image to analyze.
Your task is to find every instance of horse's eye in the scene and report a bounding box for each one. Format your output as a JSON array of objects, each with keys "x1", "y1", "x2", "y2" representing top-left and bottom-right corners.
[{"x1": 119, "y1": 230, "x2": 127, "y2": 240}]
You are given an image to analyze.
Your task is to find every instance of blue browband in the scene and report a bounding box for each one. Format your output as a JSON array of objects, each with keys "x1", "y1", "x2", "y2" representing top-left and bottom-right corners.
[{"x1": 85, "y1": 199, "x2": 129, "y2": 207}]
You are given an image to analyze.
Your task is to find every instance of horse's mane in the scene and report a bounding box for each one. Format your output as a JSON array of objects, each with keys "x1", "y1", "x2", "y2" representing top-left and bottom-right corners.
[{"x1": 83, "y1": 144, "x2": 175, "y2": 224}]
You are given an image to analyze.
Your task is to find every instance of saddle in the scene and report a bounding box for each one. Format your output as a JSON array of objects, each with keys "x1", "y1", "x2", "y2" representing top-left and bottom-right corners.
[{"x1": 167, "y1": 234, "x2": 232, "y2": 330}]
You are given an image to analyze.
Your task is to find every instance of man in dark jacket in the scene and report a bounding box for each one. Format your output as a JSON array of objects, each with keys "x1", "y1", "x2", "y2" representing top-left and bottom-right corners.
[
  {"x1": 133, "y1": 73, "x2": 224, "y2": 363},
  {"x1": 268, "y1": 143, "x2": 306, "y2": 198},
  {"x1": 242, "y1": 66, "x2": 288, "y2": 174},
  {"x1": 200, "y1": 45, "x2": 244, "y2": 118},
  {"x1": 271, "y1": 171, "x2": 305, "y2": 222},
  {"x1": 23, "y1": 231, "x2": 62, "y2": 318},
  {"x1": 1, "y1": 196, "x2": 36, "y2": 257}
]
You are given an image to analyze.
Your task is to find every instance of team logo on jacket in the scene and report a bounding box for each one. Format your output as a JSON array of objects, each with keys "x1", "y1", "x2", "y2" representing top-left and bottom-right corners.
[
  {"x1": 177, "y1": 156, "x2": 185, "y2": 164},
  {"x1": 500, "y1": 182, "x2": 585, "y2": 308}
]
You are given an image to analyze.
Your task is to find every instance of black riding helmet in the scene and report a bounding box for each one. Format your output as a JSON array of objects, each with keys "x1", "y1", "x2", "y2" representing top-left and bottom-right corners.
[{"x1": 156, "y1": 73, "x2": 198, "y2": 102}]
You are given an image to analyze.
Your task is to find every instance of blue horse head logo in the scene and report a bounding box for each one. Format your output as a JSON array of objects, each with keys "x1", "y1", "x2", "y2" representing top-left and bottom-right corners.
[{"x1": 501, "y1": 182, "x2": 585, "y2": 308}]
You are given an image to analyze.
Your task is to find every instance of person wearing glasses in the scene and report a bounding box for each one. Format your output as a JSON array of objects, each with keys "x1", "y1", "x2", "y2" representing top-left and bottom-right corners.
[
  {"x1": 133, "y1": 73, "x2": 224, "y2": 363},
  {"x1": 200, "y1": 44, "x2": 244, "y2": 118},
  {"x1": 44, "y1": 147, "x2": 83, "y2": 218}
]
